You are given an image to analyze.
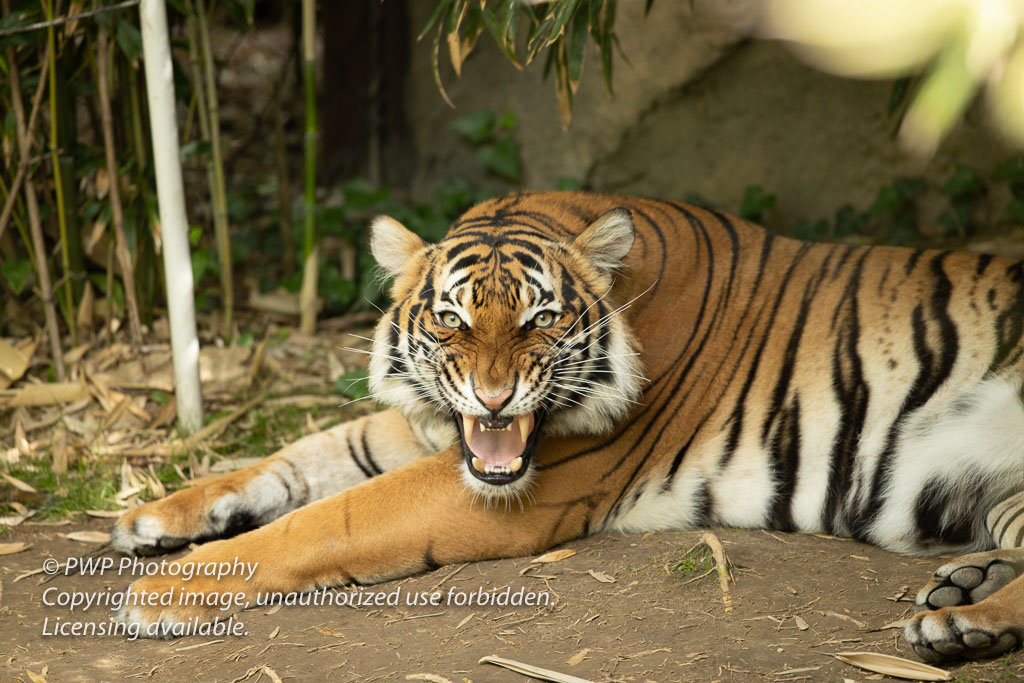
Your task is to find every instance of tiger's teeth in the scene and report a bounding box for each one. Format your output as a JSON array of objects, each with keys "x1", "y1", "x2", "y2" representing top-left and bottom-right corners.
[
  {"x1": 471, "y1": 457, "x2": 484, "y2": 472},
  {"x1": 463, "y1": 415, "x2": 476, "y2": 446},
  {"x1": 517, "y1": 415, "x2": 529, "y2": 443},
  {"x1": 509, "y1": 456, "x2": 523, "y2": 473}
]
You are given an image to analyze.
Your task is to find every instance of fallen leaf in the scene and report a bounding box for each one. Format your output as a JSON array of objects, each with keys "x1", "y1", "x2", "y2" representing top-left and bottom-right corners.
[
  {"x1": 268, "y1": 626, "x2": 280, "y2": 639},
  {"x1": 64, "y1": 531, "x2": 110, "y2": 544},
  {"x1": 587, "y1": 569, "x2": 616, "y2": 583},
  {"x1": 0, "y1": 542, "x2": 31, "y2": 555},
  {"x1": 405, "y1": 675, "x2": 454, "y2": 683},
  {"x1": 479, "y1": 655, "x2": 594, "y2": 683},
  {"x1": 316, "y1": 626, "x2": 345, "y2": 637},
  {"x1": 794, "y1": 614, "x2": 809, "y2": 631},
  {"x1": 835, "y1": 652, "x2": 951, "y2": 681},
  {"x1": 25, "y1": 669, "x2": 47, "y2": 683},
  {"x1": 1, "y1": 473, "x2": 36, "y2": 493},
  {"x1": 532, "y1": 549, "x2": 576, "y2": 563},
  {"x1": 260, "y1": 665, "x2": 283, "y2": 683},
  {"x1": 567, "y1": 648, "x2": 590, "y2": 666},
  {"x1": 84, "y1": 509, "x2": 124, "y2": 519}
]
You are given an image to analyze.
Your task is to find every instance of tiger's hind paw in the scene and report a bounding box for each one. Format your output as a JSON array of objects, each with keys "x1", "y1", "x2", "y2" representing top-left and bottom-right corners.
[
  {"x1": 904, "y1": 604, "x2": 1021, "y2": 663},
  {"x1": 914, "y1": 549, "x2": 1024, "y2": 611}
]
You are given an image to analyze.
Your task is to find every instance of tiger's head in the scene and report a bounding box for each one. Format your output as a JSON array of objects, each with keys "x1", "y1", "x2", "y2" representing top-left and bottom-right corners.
[{"x1": 367, "y1": 204, "x2": 644, "y2": 497}]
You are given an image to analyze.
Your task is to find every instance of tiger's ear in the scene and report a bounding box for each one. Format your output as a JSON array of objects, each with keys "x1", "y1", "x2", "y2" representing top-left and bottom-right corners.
[
  {"x1": 370, "y1": 216, "x2": 426, "y2": 277},
  {"x1": 573, "y1": 208, "x2": 635, "y2": 271}
]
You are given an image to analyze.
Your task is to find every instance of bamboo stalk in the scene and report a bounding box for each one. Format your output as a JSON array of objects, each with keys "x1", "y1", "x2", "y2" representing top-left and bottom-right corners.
[
  {"x1": 95, "y1": 23, "x2": 144, "y2": 352},
  {"x1": 272, "y1": 95, "x2": 295, "y2": 276},
  {"x1": 0, "y1": 58, "x2": 50, "y2": 244},
  {"x1": 194, "y1": 0, "x2": 233, "y2": 341},
  {"x1": 3, "y1": 10, "x2": 65, "y2": 380},
  {"x1": 299, "y1": 0, "x2": 319, "y2": 335},
  {"x1": 43, "y1": 0, "x2": 77, "y2": 341},
  {"x1": 139, "y1": 0, "x2": 203, "y2": 434}
]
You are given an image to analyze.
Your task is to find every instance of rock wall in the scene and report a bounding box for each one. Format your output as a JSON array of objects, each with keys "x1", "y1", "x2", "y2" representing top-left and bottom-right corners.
[{"x1": 405, "y1": 1, "x2": 1013, "y2": 234}]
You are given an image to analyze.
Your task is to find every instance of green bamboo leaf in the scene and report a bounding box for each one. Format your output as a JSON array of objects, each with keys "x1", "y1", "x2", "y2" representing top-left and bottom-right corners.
[
  {"x1": 567, "y1": 7, "x2": 588, "y2": 89},
  {"x1": 114, "y1": 16, "x2": 143, "y2": 64},
  {"x1": 431, "y1": 23, "x2": 455, "y2": 108},
  {"x1": 547, "y1": 0, "x2": 582, "y2": 46},
  {"x1": 418, "y1": 0, "x2": 454, "y2": 42},
  {"x1": 482, "y1": 6, "x2": 521, "y2": 68}
]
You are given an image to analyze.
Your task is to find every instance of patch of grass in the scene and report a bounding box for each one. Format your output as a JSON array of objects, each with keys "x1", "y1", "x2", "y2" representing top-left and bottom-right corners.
[
  {"x1": 669, "y1": 544, "x2": 713, "y2": 580},
  {"x1": 5, "y1": 460, "x2": 121, "y2": 519}
]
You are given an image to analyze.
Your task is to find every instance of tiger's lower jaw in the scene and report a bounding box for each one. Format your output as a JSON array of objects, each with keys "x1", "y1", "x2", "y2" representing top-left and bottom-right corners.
[{"x1": 455, "y1": 412, "x2": 544, "y2": 487}]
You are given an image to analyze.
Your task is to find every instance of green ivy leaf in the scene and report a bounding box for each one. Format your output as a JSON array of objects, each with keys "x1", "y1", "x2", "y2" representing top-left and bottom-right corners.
[
  {"x1": 739, "y1": 185, "x2": 776, "y2": 222},
  {"x1": 476, "y1": 136, "x2": 520, "y2": 182},
  {"x1": 450, "y1": 110, "x2": 495, "y2": 144}
]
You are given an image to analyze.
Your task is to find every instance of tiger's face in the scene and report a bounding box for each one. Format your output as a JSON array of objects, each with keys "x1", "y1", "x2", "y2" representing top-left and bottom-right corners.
[{"x1": 367, "y1": 207, "x2": 644, "y2": 496}]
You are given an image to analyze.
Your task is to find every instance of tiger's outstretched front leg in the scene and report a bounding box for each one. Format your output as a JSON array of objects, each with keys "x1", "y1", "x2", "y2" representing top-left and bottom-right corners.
[
  {"x1": 905, "y1": 492, "x2": 1024, "y2": 661},
  {"x1": 115, "y1": 447, "x2": 588, "y2": 635},
  {"x1": 111, "y1": 410, "x2": 439, "y2": 555}
]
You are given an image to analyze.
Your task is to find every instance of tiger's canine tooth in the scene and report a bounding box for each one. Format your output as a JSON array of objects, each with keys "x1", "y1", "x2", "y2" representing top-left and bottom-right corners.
[
  {"x1": 463, "y1": 415, "x2": 476, "y2": 446},
  {"x1": 509, "y1": 456, "x2": 523, "y2": 473},
  {"x1": 471, "y1": 456, "x2": 484, "y2": 472},
  {"x1": 517, "y1": 415, "x2": 529, "y2": 443}
]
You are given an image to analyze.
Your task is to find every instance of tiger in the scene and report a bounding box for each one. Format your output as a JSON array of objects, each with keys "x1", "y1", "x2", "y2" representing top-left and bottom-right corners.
[{"x1": 110, "y1": 191, "x2": 1024, "y2": 662}]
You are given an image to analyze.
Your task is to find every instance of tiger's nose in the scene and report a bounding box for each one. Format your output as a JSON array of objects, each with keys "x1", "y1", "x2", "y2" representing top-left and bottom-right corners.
[{"x1": 474, "y1": 386, "x2": 514, "y2": 412}]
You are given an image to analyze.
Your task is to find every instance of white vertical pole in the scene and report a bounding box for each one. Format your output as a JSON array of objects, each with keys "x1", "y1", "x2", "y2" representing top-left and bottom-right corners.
[{"x1": 139, "y1": 0, "x2": 204, "y2": 433}]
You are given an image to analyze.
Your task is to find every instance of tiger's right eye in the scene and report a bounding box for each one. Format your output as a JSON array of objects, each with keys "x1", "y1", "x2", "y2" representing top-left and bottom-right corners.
[{"x1": 439, "y1": 312, "x2": 465, "y2": 329}]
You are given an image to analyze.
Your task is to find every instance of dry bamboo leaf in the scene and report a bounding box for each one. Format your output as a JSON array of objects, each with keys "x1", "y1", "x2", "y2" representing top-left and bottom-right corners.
[
  {"x1": 566, "y1": 648, "x2": 590, "y2": 666},
  {"x1": 5, "y1": 382, "x2": 88, "y2": 407},
  {"x1": 0, "y1": 511, "x2": 34, "y2": 527},
  {"x1": 316, "y1": 626, "x2": 345, "y2": 637},
  {"x1": 834, "y1": 652, "x2": 951, "y2": 681},
  {"x1": 1, "y1": 473, "x2": 37, "y2": 493},
  {"x1": 587, "y1": 570, "x2": 616, "y2": 583},
  {"x1": 818, "y1": 610, "x2": 867, "y2": 629},
  {"x1": 260, "y1": 665, "x2": 283, "y2": 683},
  {"x1": 532, "y1": 549, "x2": 577, "y2": 563},
  {"x1": 0, "y1": 338, "x2": 30, "y2": 381},
  {"x1": 0, "y1": 542, "x2": 31, "y2": 555},
  {"x1": 64, "y1": 531, "x2": 110, "y2": 544},
  {"x1": 84, "y1": 509, "x2": 124, "y2": 519},
  {"x1": 15, "y1": 419, "x2": 31, "y2": 458},
  {"x1": 75, "y1": 283, "x2": 95, "y2": 334},
  {"x1": 51, "y1": 426, "x2": 68, "y2": 475},
  {"x1": 455, "y1": 613, "x2": 474, "y2": 630},
  {"x1": 874, "y1": 619, "x2": 910, "y2": 631},
  {"x1": 25, "y1": 669, "x2": 47, "y2": 683},
  {"x1": 478, "y1": 655, "x2": 594, "y2": 683},
  {"x1": 405, "y1": 675, "x2": 454, "y2": 683},
  {"x1": 268, "y1": 626, "x2": 280, "y2": 640},
  {"x1": 265, "y1": 603, "x2": 283, "y2": 616},
  {"x1": 146, "y1": 465, "x2": 166, "y2": 499},
  {"x1": 794, "y1": 614, "x2": 809, "y2": 631}
]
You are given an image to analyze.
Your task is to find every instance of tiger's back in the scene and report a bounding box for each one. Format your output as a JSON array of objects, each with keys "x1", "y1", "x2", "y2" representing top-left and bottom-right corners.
[{"x1": 445, "y1": 193, "x2": 1024, "y2": 556}]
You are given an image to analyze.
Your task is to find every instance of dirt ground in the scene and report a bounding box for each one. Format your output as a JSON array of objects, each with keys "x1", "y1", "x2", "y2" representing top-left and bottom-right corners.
[{"x1": 1, "y1": 520, "x2": 1022, "y2": 682}]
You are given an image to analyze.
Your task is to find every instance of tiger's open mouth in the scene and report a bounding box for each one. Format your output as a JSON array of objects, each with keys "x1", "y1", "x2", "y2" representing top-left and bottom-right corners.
[{"x1": 455, "y1": 412, "x2": 542, "y2": 485}]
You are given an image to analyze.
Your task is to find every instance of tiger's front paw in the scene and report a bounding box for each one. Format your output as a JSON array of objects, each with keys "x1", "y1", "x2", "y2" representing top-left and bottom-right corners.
[
  {"x1": 914, "y1": 549, "x2": 1024, "y2": 611},
  {"x1": 110, "y1": 484, "x2": 254, "y2": 556},
  {"x1": 904, "y1": 603, "x2": 1022, "y2": 663}
]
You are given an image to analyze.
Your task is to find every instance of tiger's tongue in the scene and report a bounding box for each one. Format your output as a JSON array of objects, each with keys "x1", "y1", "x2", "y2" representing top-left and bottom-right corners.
[{"x1": 466, "y1": 418, "x2": 527, "y2": 467}]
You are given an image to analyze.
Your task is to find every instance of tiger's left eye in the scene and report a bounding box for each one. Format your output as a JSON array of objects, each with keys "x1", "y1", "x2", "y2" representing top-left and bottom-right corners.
[{"x1": 532, "y1": 311, "x2": 556, "y2": 328}]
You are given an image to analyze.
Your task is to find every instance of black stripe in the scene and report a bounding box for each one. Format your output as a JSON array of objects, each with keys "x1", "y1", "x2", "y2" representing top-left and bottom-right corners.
[
  {"x1": 821, "y1": 250, "x2": 871, "y2": 533},
  {"x1": 361, "y1": 429, "x2": 384, "y2": 476},
  {"x1": 855, "y1": 252, "x2": 959, "y2": 539},
  {"x1": 347, "y1": 433, "x2": 373, "y2": 478}
]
